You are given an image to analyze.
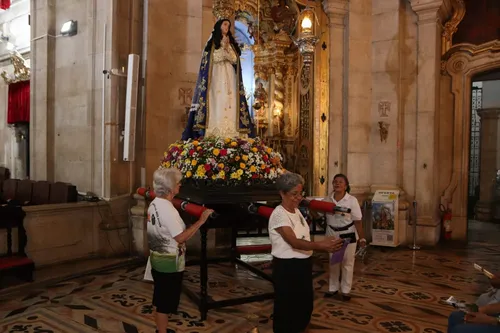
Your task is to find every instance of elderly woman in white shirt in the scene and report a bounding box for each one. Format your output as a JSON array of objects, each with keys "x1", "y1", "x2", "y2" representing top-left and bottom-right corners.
[
  {"x1": 323, "y1": 173, "x2": 366, "y2": 301},
  {"x1": 269, "y1": 172, "x2": 344, "y2": 333},
  {"x1": 146, "y1": 168, "x2": 213, "y2": 333}
]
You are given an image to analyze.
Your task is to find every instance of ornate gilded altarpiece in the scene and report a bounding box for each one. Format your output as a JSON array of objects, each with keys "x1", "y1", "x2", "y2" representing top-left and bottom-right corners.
[{"x1": 214, "y1": 0, "x2": 329, "y2": 196}]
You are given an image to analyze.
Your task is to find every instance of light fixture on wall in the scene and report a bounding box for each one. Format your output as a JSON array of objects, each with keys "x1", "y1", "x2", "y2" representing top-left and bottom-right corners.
[
  {"x1": 60, "y1": 20, "x2": 78, "y2": 37},
  {"x1": 294, "y1": 7, "x2": 319, "y2": 66}
]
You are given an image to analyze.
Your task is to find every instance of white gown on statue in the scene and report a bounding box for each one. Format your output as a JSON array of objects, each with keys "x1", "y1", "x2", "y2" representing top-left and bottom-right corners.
[{"x1": 205, "y1": 39, "x2": 241, "y2": 138}]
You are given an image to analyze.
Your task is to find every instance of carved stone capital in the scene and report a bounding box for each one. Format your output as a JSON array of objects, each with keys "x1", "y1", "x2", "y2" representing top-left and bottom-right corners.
[
  {"x1": 410, "y1": 0, "x2": 444, "y2": 23},
  {"x1": 322, "y1": 0, "x2": 348, "y2": 16},
  {"x1": 323, "y1": 0, "x2": 348, "y2": 26}
]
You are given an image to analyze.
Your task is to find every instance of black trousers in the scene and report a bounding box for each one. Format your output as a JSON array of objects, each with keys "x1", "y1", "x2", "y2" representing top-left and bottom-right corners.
[
  {"x1": 151, "y1": 269, "x2": 184, "y2": 314},
  {"x1": 272, "y1": 257, "x2": 314, "y2": 333}
]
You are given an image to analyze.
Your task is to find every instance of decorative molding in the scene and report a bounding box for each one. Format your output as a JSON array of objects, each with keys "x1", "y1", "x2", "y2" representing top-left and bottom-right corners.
[
  {"x1": 322, "y1": 0, "x2": 348, "y2": 16},
  {"x1": 441, "y1": 40, "x2": 500, "y2": 75},
  {"x1": 213, "y1": 0, "x2": 235, "y2": 20},
  {"x1": 410, "y1": 0, "x2": 446, "y2": 24},
  {"x1": 378, "y1": 101, "x2": 390, "y2": 117},
  {"x1": 378, "y1": 121, "x2": 389, "y2": 143},
  {"x1": 441, "y1": 0, "x2": 465, "y2": 55},
  {"x1": 1, "y1": 52, "x2": 30, "y2": 84},
  {"x1": 178, "y1": 88, "x2": 193, "y2": 106},
  {"x1": 441, "y1": 44, "x2": 500, "y2": 220}
]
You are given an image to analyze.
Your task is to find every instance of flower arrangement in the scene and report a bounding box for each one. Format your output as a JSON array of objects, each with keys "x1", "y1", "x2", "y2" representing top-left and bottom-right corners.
[{"x1": 161, "y1": 136, "x2": 285, "y2": 185}]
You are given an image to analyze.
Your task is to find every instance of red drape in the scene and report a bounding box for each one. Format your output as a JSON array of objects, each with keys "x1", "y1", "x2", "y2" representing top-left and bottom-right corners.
[
  {"x1": 7, "y1": 80, "x2": 30, "y2": 124},
  {"x1": 0, "y1": 0, "x2": 10, "y2": 10}
]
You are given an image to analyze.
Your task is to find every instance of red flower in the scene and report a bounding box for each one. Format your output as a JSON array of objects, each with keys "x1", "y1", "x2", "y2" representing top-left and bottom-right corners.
[
  {"x1": 220, "y1": 149, "x2": 228, "y2": 156},
  {"x1": 252, "y1": 174, "x2": 259, "y2": 179},
  {"x1": 204, "y1": 164, "x2": 211, "y2": 171},
  {"x1": 189, "y1": 149, "x2": 195, "y2": 156},
  {"x1": 265, "y1": 167, "x2": 270, "y2": 174},
  {"x1": 263, "y1": 155, "x2": 269, "y2": 162}
]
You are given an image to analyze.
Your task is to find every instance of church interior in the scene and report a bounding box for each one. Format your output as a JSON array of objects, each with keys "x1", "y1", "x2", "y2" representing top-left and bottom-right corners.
[{"x1": 1, "y1": 0, "x2": 500, "y2": 332}]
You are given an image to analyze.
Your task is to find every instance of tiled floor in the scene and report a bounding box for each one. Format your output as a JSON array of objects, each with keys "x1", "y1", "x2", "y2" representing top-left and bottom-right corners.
[{"x1": 1, "y1": 227, "x2": 499, "y2": 332}]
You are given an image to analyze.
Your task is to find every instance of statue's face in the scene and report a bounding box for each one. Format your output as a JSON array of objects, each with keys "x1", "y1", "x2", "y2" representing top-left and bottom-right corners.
[{"x1": 221, "y1": 21, "x2": 230, "y2": 35}]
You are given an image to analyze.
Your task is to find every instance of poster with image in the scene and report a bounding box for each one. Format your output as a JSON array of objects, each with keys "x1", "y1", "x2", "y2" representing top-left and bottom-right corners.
[{"x1": 371, "y1": 190, "x2": 400, "y2": 247}]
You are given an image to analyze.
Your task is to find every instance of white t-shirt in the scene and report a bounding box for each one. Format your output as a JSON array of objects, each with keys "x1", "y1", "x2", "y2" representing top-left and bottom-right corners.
[
  {"x1": 146, "y1": 197, "x2": 186, "y2": 272},
  {"x1": 324, "y1": 193, "x2": 362, "y2": 237},
  {"x1": 268, "y1": 205, "x2": 312, "y2": 259}
]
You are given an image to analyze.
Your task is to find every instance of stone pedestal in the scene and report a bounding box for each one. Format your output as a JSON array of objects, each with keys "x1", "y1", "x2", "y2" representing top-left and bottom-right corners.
[{"x1": 475, "y1": 108, "x2": 500, "y2": 221}]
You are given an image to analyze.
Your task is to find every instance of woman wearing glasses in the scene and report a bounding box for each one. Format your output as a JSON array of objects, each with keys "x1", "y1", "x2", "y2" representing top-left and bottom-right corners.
[{"x1": 268, "y1": 172, "x2": 344, "y2": 333}]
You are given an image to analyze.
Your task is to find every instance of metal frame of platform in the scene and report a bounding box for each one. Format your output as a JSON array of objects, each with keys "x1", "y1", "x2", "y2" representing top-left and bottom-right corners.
[{"x1": 183, "y1": 225, "x2": 274, "y2": 321}]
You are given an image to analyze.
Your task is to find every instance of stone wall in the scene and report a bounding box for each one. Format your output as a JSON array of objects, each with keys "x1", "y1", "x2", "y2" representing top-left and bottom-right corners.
[
  {"x1": 29, "y1": 0, "x2": 144, "y2": 198},
  {"x1": 144, "y1": 0, "x2": 205, "y2": 184}
]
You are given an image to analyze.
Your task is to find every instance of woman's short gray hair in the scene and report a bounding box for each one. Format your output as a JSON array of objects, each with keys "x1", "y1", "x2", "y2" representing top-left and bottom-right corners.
[
  {"x1": 153, "y1": 168, "x2": 183, "y2": 197},
  {"x1": 276, "y1": 172, "x2": 304, "y2": 193}
]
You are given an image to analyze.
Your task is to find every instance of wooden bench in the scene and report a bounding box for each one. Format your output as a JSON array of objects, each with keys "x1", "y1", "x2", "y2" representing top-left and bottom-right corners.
[{"x1": 0, "y1": 203, "x2": 34, "y2": 288}]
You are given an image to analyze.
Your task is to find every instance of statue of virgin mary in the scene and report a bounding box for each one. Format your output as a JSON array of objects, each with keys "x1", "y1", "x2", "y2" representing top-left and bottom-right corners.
[{"x1": 181, "y1": 19, "x2": 256, "y2": 140}]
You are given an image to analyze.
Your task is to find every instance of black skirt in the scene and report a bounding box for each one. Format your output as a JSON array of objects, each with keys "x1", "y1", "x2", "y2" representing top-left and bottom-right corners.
[
  {"x1": 272, "y1": 257, "x2": 314, "y2": 333},
  {"x1": 151, "y1": 268, "x2": 184, "y2": 314}
]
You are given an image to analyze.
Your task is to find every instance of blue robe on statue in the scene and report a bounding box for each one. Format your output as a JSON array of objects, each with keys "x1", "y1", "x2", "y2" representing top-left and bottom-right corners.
[{"x1": 181, "y1": 43, "x2": 255, "y2": 141}]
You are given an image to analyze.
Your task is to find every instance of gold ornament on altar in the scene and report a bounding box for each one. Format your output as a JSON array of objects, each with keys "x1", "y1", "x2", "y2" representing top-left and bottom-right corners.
[
  {"x1": 1, "y1": 52, "x2": 30, "y2": 84},
  {"x1": 213, "y1": 0, "x2": 235, "y2": 21}
]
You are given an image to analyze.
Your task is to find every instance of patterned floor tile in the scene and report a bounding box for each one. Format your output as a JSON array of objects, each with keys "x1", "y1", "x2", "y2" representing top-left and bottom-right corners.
[{"x1": 0, "y1": 240, "x2": 499, "y2": 332}]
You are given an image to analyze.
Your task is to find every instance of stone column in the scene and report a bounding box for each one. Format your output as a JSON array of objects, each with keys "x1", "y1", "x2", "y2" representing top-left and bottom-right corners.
[
  {"x1": 322, "y1": 0, "x2": 348, "y2": 194},
  {"x1": 475, "y1": 108, "x2": 500, "y2": 221},
  {"x1": 346, "y1": 0, "x2": 372, "y2": 198},
  {"x1": 409, "y1": 0, "x2": 443, "y2": 226},
  {"x1": 30, "y1": 0, "x2": 56, "y2": 181}
]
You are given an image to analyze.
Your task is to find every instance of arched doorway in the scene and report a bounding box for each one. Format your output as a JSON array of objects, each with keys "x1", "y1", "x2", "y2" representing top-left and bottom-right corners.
[{"x1": 441, "y1": 41, "x2": 500, "y2": 241}]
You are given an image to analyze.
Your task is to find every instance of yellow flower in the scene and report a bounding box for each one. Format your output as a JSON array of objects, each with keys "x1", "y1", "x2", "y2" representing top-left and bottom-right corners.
[
  {"x1": 266, "y1": 147, "x2": 272, "y2": 153},
  {"x1": 213, "y1": 148, "x2": 220, "y2": 156},
  {"x1": 231, "y1": 141, "x2": 238, "y2": 147},
  {"x1": 191, "y1": 160, "x2": 198, "y2": 166},
  {"x1": 196, "y1": 165, "x2": 206, "y2": 176},
  {"x1": 250, "y1": 165, "x2": 257, "y2": 172},
  {"x1": 242, "y1": 155, "x2": 248, "y2": 162},
  {"x1": 225, "y1": 138, "x2": 231, "y2": 144},
  {"x1": 165, "y1": 161, "x2": 171, "y2": 167},
  {"x1": 251, "y1": 147, "x2": 258, "y2": 153},
  {"x1": 248, "y1": 139, "x2": 255, "y2": 144},
  {"x1": 163, "y1": 152, "x2": 168, "y2": 157},
  {"x1": 193, "y1": 140, "x2": 199, "y2": 146},
  {"x1": 219, "y1": 170, "x2": 225, "y2": 178},
  {"x1": 218, "y1": 163, "x2": 224, "y2": 169},
  {"x1": 230, "y1": 172, "x2": 239, "y2": 179},
  {"x1": 261, "y1": 164, "x2": 266, "y2": 170},
  {"x1": 237, "y1": 169, "x2": 243, "y2": 176},
  {"x1": 212, "y1": 175, "x2": 217, "y2": 180},
  {"x1": 240, "y1": 163, "x2": 246, "y2": 169},
  {"x1": 197, "y1": 146, "x2": 202, "y2": 151},
  {"x1": 235, "y1": 156, "x2": 241, "y2": 161},
  {"x1": 186, "y1": 171, "x2": 192, "y2": 178}
]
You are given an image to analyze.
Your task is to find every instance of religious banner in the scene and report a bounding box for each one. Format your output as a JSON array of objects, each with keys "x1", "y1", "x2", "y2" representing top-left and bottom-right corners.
[
  {"x1": 371, "y1": 190, "x2": 400, "y2": 247},
  {"x1": 8, "y1": 80, "x2": 30, "y2": 124},
  {"x1": 0, "y1": 0, "x2": 10, "y2": 10}
]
